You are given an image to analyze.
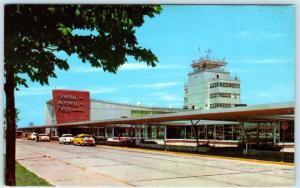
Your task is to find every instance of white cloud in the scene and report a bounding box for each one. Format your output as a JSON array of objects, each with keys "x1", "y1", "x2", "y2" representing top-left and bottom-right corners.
[
  {"x1": 244, "y1": 92, "x2": 271, "y2": 99},
  {"x1": 71, "y1": 63, "x2": 185, "y2": 73},
  {"x1": 231, "y1": 58, "x2": 293, "y2": 65},
  {"x1": 119, "y1": 63, "x2": 152, "y2": 70},
  {"x1": 242, "y1": 88, "x2": 294, "y2": 103},
  {"x1": 237, "y1": 31, "x2": 285, "y2": 40},
  {"x1": 121, "y1": 63, "x2": 185, "y2": 71},
  {"x1": 15, "y1": 86, "x2": 65, "y2": 96},
  {"x1": 238, "y1": 31, "x2": 252, "y2": 38},
  {"x1": 268, "y1": 33, "x2": 285, "y2": 38},
  {"x1": 146, "y1": 92, "x2": 182, "y2": 102},
  {"x1": 228, "y1": 68, "x2": 252, "y2": 74},
  {"x1": 70, "y1": 65, "x2": 104, "y2": 73},
  {"x1": 128, "y1": 82, "x2": 180, "y2": 89},
  {"x1": 88, "y1": 87, "x2": 117, "y2": 94},
  {"x1": 254, "y1": 59, "x2": 293, "y2": 64},
  {"x1": 16, "y1": 85, "x2": 117, "y2": 96}
]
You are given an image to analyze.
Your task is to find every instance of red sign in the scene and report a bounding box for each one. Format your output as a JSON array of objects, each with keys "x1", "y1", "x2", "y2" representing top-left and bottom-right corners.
[
  {"x1": 281, "y1": 122, "x2": 289, "y2": 130},
  {"x1": 52, "y1": 90, "x2": 90, "y2": 124}
]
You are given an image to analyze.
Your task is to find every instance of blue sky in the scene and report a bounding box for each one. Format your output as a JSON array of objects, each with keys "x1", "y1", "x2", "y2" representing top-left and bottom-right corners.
[{"x1": 15, "y1": 5, "x2": 295, "y2": 127}]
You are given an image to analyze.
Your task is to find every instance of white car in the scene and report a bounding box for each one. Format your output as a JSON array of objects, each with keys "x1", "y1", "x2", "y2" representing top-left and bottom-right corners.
[
  {"x1": 36, "y1": 134, "x2": 50, "y2": 142},
  {"x1": 29, "y1": 132, "x2": 38, "y2": 140},
  {"x1": 59, "y1": 134, "x2": 74, "y2": 144}
]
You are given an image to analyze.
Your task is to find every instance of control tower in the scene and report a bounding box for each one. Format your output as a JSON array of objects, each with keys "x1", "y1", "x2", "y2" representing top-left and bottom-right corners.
[{"x1": 183, "y1": 55, "x2": 241, "y2": 110}]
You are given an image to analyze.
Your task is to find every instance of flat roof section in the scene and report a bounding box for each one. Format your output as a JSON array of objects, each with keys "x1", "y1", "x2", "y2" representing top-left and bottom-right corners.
[
  {"x1": 192, "y1": 59, "x2": 227, "y2": 69},
  {"x1": 47, "y1": 98, "x2": 183, "y2": 112}
]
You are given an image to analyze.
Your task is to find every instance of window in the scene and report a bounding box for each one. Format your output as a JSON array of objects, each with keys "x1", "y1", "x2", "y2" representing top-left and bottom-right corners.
[
  {"x1": 184, "y1": 88, "x2": 188, "y2": 93},
  {"x1": 233, "y1": 94, "x2": 240, "y2": 98},
  {"x1": 210, "y1": 82, "x2": 219, "y2": 88},
  {"x1": 210, "y1": 82, "x2": 240, "y2": 89},
  {"x1": 210, "y1": 93, "x2": 236, "y2": 98},
  {"x1": 210, "y1": 103, "x2": 232, "y2": 108}
]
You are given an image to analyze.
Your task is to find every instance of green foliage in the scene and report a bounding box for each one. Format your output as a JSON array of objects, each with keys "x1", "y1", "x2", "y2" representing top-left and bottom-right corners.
[
  {"x1": 5, "y1": 5, "x2": 162, "y2": 88},
  {"x1": 16, "y1": 162, "x2": 52, "y2": 186},
  {"x1": 4, "y1": 6, "x2": 161, "y2": 184}
]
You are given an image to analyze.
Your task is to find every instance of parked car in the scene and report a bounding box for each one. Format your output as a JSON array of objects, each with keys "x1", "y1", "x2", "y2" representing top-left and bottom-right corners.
[
  {"x1": 28, "y1": 132, "x2": 38, "y2": 140},
  {"x1": 73, "y1": 134, "x2": 95, "y2": 146},
  {"x1": 16, "y1": 131, "x2": 24, "y2": 139},
  {"x1": 59, "y1": 134, "x2": 74, "y2": 144},
  {"x1": 36, "y1": 134, "x2": 50, "y2": 142}
]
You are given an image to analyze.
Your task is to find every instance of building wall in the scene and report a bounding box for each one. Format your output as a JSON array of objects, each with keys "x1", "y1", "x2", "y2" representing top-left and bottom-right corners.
[
  {"x1": 90, "y1": 101, "x2": 131, "y2": 121},
  {"x1": 184, "y1": 72, "x2": 207, "y2": 110},
  {"x1": 45, "y1": 99, "x2": 179, "y2": 124},
  {"x1": 131, "y1": 110, "x2": 168, "y2": 118},
  {"x1": 45, "y1": 103, "x2": 55, "y2": 125}
]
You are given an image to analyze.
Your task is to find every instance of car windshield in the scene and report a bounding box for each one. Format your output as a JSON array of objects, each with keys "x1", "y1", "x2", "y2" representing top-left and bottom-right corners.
[{"x1": 63, "y1": 135, "x2": 73, "y2": 137}]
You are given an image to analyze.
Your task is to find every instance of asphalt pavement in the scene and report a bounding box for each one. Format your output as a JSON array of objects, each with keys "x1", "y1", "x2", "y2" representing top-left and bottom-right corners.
[{"x1": 16, "y1": 139, "x2": 294, "y2": 186}]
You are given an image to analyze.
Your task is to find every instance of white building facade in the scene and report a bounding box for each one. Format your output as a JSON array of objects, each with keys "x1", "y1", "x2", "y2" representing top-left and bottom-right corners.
[
  {"x1": 45, "y1": 99, "x2": 181, "y2": 125},
  {"x1": 184, "y1": 58, "x2": 241, "y2": 110}
]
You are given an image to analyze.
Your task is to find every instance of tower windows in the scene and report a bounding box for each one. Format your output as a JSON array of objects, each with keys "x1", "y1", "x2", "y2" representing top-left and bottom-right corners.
[
  {"x1": 210, "y1": 93, "x2": 240, "y2": 98},
  {"x1": 210, "y1": 103, "x2": 232, "y2": 108},
  {"x1": 210, "y1": 82, "x2": 240, "y2": 88}
]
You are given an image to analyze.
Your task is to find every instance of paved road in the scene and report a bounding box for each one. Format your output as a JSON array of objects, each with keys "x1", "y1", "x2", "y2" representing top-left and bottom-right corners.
[{"x1": 16, "y1": 139, "x2": 294, "y2": 186}]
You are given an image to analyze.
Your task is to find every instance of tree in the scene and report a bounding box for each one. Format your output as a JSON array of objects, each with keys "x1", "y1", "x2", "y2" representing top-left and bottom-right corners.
[
  {"x1": 3, "y1": 108, "x2": 19, "y2": 140},
  {"x1": 28, "y1": 122, "x2": 34, "y2": 127},
  {"x1": 4, "y1": 108, "x2": 19, "y2": 126},
  {"x1": 4, "y1": 5, "x2": 161, "y2": 185}
]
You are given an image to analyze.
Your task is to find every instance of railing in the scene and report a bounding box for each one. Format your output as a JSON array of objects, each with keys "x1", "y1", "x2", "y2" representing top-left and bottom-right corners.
[
  {"x1": 210, "y1": 77, "x2": 240, "y2": 82},
  {"x1": 192, "y1": 57, "x2": 226, "y2": 64}
]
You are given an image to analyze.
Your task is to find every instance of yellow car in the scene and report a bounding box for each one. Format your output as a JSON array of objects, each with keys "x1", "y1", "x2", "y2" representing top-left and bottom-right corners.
[{"x1": 73, "y1": 134, "x2": 95, "y2": 146}]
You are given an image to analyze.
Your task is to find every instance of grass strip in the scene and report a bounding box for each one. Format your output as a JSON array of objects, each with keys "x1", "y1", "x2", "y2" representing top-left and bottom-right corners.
[{"x1": 16, "y1": 161, "x2": 52, "y2": 186}]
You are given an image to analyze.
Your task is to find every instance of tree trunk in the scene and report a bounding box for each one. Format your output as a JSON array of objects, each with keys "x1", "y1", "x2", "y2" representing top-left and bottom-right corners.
[{"x1": 4, "y1": 71, "x2": 16, "y2": 186}]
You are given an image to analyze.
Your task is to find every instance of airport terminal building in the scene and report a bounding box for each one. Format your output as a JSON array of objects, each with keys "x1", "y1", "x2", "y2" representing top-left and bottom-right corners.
[
  {"x1": 44, "y1": 89, "x2": 183, "y2": 140},
  {"x1": 42, "y1": 89, "x2": 293, "y2": 145},
  {"x1": 19, "y1": 56, "x2": 295, "y2": 147}
]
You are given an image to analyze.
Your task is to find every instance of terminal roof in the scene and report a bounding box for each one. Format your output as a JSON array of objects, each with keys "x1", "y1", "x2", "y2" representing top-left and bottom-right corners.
[{"x1": 18, "y1": 102, "x2": 294, "y2": 129}]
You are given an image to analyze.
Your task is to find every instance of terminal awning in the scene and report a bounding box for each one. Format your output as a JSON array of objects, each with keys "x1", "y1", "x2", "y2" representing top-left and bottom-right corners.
[{"x1": 18, "y1": 102, "x2": 294, "y2": 129}]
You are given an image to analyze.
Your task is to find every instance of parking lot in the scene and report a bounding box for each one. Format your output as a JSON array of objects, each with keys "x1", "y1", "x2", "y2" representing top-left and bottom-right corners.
[{"x1": 16, "y1": 139, "x2": 294, "y2": 186}]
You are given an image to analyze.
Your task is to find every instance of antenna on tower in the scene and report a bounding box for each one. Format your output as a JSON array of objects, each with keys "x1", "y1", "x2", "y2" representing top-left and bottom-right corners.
[
  {"x1": 198, "y1": 46, "x2": 201, "y2": 59},
  {"x1": 205, "y1": 49, "x2": 212, "y2": 60}
]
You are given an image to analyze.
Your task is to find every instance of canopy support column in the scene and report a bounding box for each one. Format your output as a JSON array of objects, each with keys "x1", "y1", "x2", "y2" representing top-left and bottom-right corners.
[
  {"x1": 239, "y1": 121, "x2": 248, "y2": 155},
  {"x1": 130, "y1": 124, "x2": 133, "y2": 143},
  {"x1": 256, "y1": 121, "x2": 260, "y2": 145},
  {"x1": 191, "y1": 120, "x2": 200, "y2": 147},
  {"x1": 272, "y1": 122, "x2": 276, "y2": 145},
  {"x1": 164, "y1": 125, "x2": 167, "y2": 150}
]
